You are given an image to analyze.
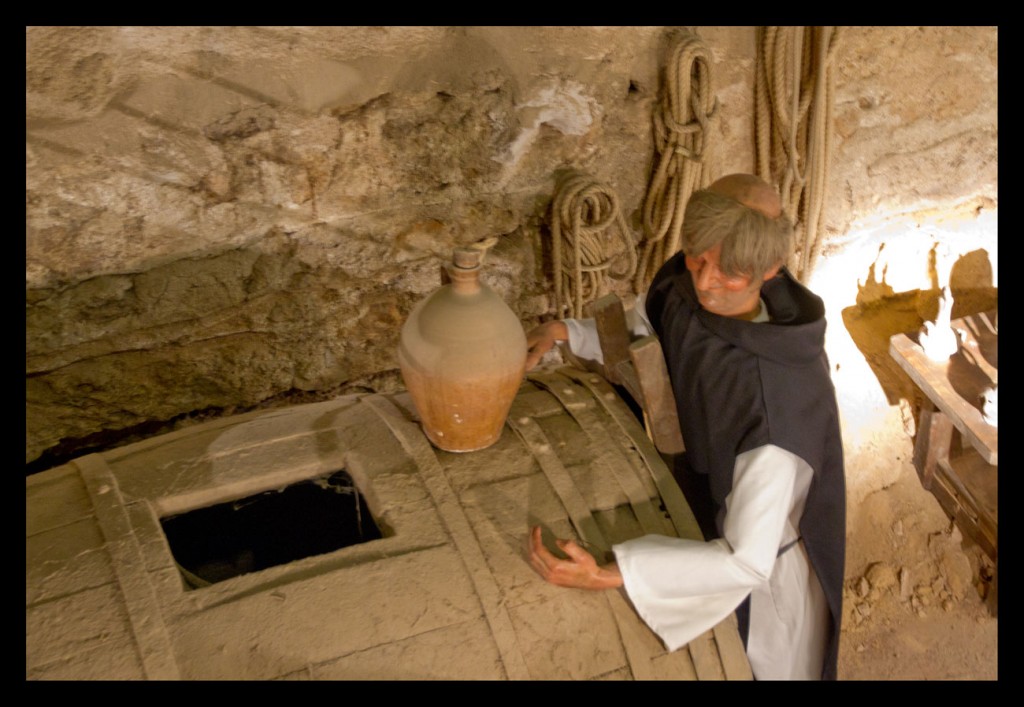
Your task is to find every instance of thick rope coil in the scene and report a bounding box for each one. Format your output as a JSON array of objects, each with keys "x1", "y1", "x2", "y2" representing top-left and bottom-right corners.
[
  {"x1": 634, "y1": 30, "x2": 719, "y2": 291},
  {"x1": 755, "y1": 26, "x2": 841, "y2": 283},
  {"x1": 550, "y1": 171, "x2": 638, "y2": 319}
]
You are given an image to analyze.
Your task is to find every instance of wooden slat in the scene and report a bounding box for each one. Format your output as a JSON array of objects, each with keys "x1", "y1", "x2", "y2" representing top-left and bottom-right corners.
[
  {"x1": 592, "y1": 294, "x2": 632, "y2": 385},
  {"x1": 629, "y1": 336, "x2": 685, "y2": 456},
  {"x1": 936, "y1": 456, "x2": 997, "y2": 558},
  {"x1": 506, "y1": 406, "x2": 608, "y2": 553},
  {"x1": 73, "y1": 454, "x2": 181, "y2": 680},
  {"x1": 613, "y1": 359, "x2": 645, "y2": 409},
  {"x1": 712, "y1": 614, "x2": 754, "y2": 680},
  {"x1": 364, "y1": 395, "x2": 532, "y2": 681},
  {"x1": 688, "y1": 629, "x2": 726, "y2": 680},
  {"x1": 526, "y1": 370, "x2": 672, "y2": 537},
  {"x1": 605, "y1": 590, "x2": 662, "y2": 680},
  {"x1": 560, "y1": 367, "x2": 704, "y2": 543}
]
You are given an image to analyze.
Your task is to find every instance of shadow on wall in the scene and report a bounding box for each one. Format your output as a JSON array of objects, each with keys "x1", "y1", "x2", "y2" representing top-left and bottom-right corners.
[{"x1": 841, "y1": 245, "x2": 997, "y2": 407}]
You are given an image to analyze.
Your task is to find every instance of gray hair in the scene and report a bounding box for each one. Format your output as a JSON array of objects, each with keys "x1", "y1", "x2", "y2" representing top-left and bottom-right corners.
[{"x1": 680, "y1": 189, "x2": 794, "y2": 277}]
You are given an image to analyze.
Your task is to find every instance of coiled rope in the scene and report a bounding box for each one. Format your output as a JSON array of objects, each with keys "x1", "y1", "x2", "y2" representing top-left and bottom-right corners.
[
  {"x1": 755, "y1": 26, "x2": 841, "y2": 283},
  {"x1": 634, "y1": 30, "x2": 719, "y2": 291},
  {"x1": 550, "y1": 171, "x2": 638, "y2": 319}
]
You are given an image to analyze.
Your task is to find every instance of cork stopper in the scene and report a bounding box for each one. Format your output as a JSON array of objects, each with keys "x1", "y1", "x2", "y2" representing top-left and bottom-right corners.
[{"x1": 452, "y1": 247, "x2": 483, "y2": 270}]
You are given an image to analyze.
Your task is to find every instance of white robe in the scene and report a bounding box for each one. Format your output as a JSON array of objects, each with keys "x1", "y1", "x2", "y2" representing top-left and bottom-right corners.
[{"x1": 562, "y1": 298, "x2": 831, "y2": 680}]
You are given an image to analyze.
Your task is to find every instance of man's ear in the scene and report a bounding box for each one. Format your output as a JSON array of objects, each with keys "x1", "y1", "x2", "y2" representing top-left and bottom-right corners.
[{"x1": 763, "y1": 263, "x2": 782, "y2": 281}]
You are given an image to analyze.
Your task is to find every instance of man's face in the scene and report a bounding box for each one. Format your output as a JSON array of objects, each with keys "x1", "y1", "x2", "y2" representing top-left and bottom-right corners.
[{"x1": 684, "y1": 243, "x2": 766, "y2": 319}]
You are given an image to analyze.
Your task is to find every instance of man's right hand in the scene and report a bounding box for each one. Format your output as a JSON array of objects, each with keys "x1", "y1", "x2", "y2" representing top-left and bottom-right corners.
[
  {"x1": 527, "y1": 526, "x2": 623, "y2": 590},
  {"x1": 525, "y1": 320, "x2": 569, "y2": 370}
]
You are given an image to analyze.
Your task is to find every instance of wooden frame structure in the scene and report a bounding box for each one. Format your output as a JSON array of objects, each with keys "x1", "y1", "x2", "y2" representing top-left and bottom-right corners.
[{"x1": 889, "y1": 309, "x2": 998, "y2": 616}]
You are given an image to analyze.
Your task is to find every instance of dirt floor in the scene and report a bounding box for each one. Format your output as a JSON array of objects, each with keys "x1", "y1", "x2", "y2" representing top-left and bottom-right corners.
[{"x1": 837, "y1": 454, "x2": 998, "y2": 680}]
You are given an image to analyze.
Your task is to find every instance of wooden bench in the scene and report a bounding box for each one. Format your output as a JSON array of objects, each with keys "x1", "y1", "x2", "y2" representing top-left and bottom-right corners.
[{"x1": 889, "y1": 308, "x2": 998, "y2": 616}]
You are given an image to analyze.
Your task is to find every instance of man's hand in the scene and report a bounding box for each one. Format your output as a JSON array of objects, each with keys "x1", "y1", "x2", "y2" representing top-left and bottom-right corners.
[
  {"x1": 527, "y1": 525, "x2": 623, "y2": 590},
  {"x1": 525, "y1": 321, "x2": 569, "y2": 370}
]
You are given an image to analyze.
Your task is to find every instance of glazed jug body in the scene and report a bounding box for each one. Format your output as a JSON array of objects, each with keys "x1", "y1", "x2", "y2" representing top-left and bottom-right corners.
[{"x1": 398, "y1": 249, "x2": 527, "y2": 452}]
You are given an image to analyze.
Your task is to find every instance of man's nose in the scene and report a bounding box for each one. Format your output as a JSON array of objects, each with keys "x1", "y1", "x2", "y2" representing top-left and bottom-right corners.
[{"x1": 695, "y1": 263, "x2": 721, "y2": 290}]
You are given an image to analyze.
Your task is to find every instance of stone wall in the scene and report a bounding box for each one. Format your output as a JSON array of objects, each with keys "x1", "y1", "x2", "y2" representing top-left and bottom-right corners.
[{"x1": 25, "y1": 26, "x2": 997, "y2": 467}]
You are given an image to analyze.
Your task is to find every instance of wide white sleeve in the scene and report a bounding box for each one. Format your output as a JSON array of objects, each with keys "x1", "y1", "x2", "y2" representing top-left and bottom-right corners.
[
  {"x1": 562, "y1": 293, "x2": 654, "y2": 366},
  {"x1": 611, "y1": 444, "x2": 801, "y2": 652}
]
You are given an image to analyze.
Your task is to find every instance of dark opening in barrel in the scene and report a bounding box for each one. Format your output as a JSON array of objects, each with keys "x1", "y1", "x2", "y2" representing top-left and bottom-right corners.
[{"x1": 161, "y1": 469, "x2": 382, "y2": 589}]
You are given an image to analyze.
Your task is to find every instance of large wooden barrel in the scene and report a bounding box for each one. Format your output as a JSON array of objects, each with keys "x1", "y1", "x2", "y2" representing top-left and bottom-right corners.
[{"x1": 26, "y1": 366, "x2": 751, "y2": 680}]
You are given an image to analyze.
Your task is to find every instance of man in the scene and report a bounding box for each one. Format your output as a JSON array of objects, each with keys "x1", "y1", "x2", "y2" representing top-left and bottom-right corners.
[{"x1": 525, "y1": 174, "x2": 846, "y2": 680}]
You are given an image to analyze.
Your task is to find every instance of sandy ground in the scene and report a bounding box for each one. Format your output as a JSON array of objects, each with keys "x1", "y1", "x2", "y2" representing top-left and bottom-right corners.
[{"x1": 838, "y1": 452, "x2": 998, "y2": 680}]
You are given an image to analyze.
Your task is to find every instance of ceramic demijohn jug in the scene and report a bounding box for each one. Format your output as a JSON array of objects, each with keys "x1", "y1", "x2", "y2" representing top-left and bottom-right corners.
[{"x1": 398, "y1": 245, "x2": 528, "y2": 452}]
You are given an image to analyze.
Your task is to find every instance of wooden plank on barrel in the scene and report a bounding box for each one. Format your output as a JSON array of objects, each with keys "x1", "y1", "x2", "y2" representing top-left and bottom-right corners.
[
  {"x1": 526, "y1": 370, "x2": 672, "y2": 537},
  {"x1": 553, "y1": 368, "x2": 662, "y2": 500},
  {"x1": 72, "y1": 454, "x2": 181, "y2": 680},
  {"x1": 365, "y1": 395, "x2": 532, "y2": 680},
  {"x1": 512, "y1": 380, "x2": 724, "y2": 681},
  {"x1": 506, "y1": 405, "x2": 608, "y2": 553},
  {"x1": 688, "y1": 629, "x2": 727, "y2": 680},
  {"x1": 561, "y1": 367, "x2": 704, "y2": 543},
  {"x1": 604, "y1": 590, "x2": 666, "y2": 680},
  {"x1": 507, "y1": 394, "x2": 680, "y2": 680},
  {"x1": 649, "y1": 649, "x2": 700, "y2": 680},
  {"x1": 713, "y1": 614, "x2": 754, "y2": 680}
]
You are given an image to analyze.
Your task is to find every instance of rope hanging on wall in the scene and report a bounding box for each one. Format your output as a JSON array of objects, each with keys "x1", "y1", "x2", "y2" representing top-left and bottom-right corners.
[
  {"x1": 755, "y1": 26, "x2": 842, "y2": 283},
  {"x1": 550, "y1": 171, "x2": 638, "y2": 320},
  {"x1": 634, "y1": 30, "x2": 719, "y2": 291}
]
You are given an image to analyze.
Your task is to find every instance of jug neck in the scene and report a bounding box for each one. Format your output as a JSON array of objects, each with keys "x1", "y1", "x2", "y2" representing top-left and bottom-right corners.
[{"x1": 446, "y1": 247, "x2": 484, "y2": 294}]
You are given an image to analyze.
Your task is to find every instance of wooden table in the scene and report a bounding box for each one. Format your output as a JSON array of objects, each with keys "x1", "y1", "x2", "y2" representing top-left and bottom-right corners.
[{"x1": 889, "y1": 308, "x2": 997, "y2": 614}]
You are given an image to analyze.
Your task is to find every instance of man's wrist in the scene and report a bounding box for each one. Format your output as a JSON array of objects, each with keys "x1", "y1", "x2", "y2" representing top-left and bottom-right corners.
[
  {"x1": 594, "y1": 562, "x2": 624, "y2": 589},
  {"x1": 549, "y1": 320, "x2": 569, "y2": 343}
]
